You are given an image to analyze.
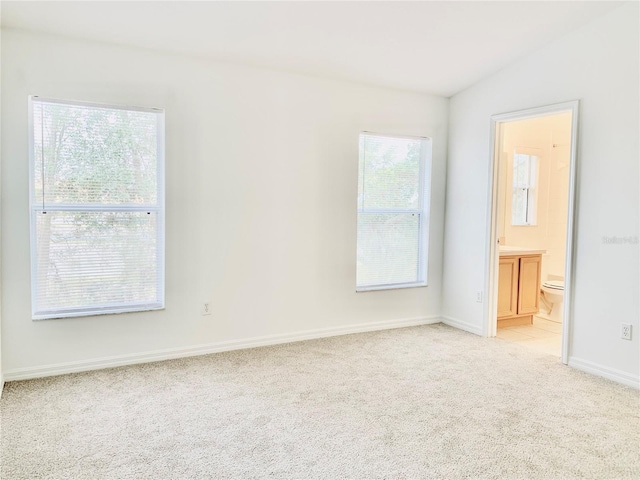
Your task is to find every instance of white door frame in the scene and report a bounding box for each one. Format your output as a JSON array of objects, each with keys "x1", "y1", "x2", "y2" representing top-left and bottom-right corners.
[{"x1": 484, "y1": 100, "x2": 580, "y2": 364}]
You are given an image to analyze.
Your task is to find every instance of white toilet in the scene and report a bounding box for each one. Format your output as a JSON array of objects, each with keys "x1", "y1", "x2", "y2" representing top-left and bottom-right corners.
[{"x1": 541, "y1": 280, "x2": 564, "y2": 323}]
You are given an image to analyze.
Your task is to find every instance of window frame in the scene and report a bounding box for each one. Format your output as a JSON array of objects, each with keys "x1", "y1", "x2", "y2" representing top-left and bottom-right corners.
[
  {"x1": 356, "y1": 132, "x2": 432, "y2": 292},
  {"x1": 28, "y1": 96, "x2": 166, "y2": 320},
  {"x1": 511, "y1": 152, "x2": 538, "y2": 227}
]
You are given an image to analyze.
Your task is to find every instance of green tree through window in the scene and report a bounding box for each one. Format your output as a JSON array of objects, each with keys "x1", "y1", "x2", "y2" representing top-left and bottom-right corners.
[
  {"x1": 30, "y1": 98, "x2": 164, "y2": 319},
  {"x1": 356, "y1": 133, "x2": 431, "y2": 290}
]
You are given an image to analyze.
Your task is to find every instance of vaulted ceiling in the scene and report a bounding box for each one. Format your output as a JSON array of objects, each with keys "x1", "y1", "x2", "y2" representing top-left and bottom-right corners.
[{"x1": 0, "y1": 1, "x2": 623, "y2": 96}]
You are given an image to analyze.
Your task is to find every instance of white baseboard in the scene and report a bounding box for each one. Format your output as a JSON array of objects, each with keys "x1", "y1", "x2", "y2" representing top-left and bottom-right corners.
[
  {"x1": 3, "y1": 316, "x2": 441, "y2": 382},
  {"x1": 568, "y1": 357, "x2": 639, "y2": 389},
  {"x1": 0, "y1": 375, "x2": 4, "y2": 398},
  {"x1": 440, "y1": 315, "x2": 484, "y2": 336}
]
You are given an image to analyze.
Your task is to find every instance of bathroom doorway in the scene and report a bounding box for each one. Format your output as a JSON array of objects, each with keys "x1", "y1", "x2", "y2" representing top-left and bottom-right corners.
[{"x1": 485, "y1": 102, "x2": 579, "y2": 363}]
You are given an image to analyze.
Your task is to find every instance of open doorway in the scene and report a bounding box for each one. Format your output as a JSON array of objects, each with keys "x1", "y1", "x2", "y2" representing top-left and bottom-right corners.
[{"x1": 485, "y1": 102, "x2": 579, "y2": 363}]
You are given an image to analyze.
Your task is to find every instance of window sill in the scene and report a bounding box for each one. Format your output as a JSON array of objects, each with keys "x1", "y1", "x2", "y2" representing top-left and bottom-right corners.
[
  {"x1": 356, "y1": 282, "x2": 427, "y2": 292},
  {"x1": 32, "y1": 303, "x2": 165, "y2": 321}
]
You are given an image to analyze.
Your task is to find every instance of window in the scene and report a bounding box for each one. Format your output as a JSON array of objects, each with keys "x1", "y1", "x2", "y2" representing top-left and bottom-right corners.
[
  {"x1": 511, "y1": 152, "x2": 538, "y2": 226},
  {"x1": 29, "y1": 97, "x2": 165, "y2": 319},
  {"x1": 356, "y1": 133, "x2": 431, "y2": 291}
]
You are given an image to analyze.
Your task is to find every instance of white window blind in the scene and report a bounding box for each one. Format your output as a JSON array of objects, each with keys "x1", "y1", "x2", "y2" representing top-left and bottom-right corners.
[
  {"x1": 511, "y1": 153, "x2": 537, "y2": 226},
  {"x1": 356, "y1": 133, "x2": 431, "y2": 291},
  {"x1": 29, "y1": 97, "x2": 165, "y2": 319}
]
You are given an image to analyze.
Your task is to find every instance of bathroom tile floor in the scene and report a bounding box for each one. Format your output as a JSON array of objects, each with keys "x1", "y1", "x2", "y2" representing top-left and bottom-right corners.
[{"x1": 496, "y1": 317, "x2": 562, "y2": 357}]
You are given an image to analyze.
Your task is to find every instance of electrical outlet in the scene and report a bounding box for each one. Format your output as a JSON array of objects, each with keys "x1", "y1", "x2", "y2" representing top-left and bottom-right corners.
[
  {"x1": 476, "y1": 291, "x2": 483, "y2": 303},
  {"x1": 621, "y1": 323, "x2": 632, "y2": 340},
  {"x1": 201, "y1": 302, "x2": 212, "y2": 316}
]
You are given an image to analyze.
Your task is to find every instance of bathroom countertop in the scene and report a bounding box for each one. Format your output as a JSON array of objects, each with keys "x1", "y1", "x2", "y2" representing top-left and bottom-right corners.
[{"x1": 499, "y1": 245, "x2": 547, "y2": 256}]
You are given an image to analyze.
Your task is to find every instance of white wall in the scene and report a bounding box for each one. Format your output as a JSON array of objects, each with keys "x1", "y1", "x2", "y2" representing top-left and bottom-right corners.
[
  {"x1": 442, "y1": 2, "x2": 639, "y2": 385},
  {"x1": 1, "y1": 29, "x2": 448, "y2": 376},
  {"x1": 498, "y1": 113, "x2": 572, "y2": 282},
  {"x1": 0, "y1": 24, "x2": 3, "y2": 393}
]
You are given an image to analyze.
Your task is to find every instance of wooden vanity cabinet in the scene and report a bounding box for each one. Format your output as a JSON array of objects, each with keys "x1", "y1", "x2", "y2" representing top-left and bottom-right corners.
[
  {"x1": 497, "y1": 254, "x2": 542, "y2": 327},
  {"x1": 497, "y1": 257, "x2": 519, "y2": 318}
]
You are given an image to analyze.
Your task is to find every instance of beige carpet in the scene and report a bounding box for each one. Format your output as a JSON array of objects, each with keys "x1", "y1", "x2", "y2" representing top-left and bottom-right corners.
[{"x1": 1, "y1": 324, "x2": 639, "y2": 479}]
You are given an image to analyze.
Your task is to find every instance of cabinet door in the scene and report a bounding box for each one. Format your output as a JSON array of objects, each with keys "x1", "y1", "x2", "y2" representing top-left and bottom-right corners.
[
  {"x1": 497, "y1": 257, "x2": 519, "y2": 318},
  {"x1": 518, "y1": 255, "x2": 541, "y2": 315}
]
